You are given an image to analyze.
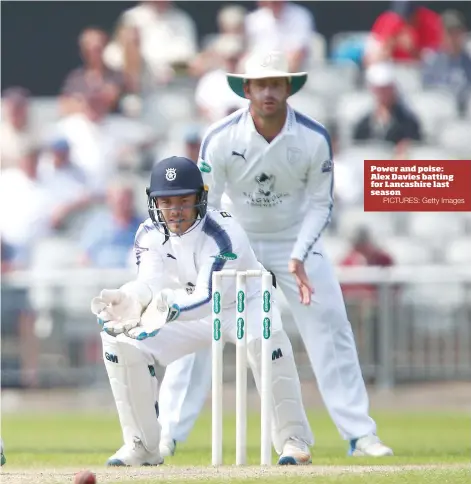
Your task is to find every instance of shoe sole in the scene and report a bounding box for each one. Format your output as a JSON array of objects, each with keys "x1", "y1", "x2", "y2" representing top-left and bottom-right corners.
[
  {"x1": 107, "y1": 458, "x2": 164, "y2": 466},
  {"x1": 350, "y1": 449, "x2": 394, "y2": 457},
  {"x1": 278, "y1": 456, "x2": 312, "y2": 466}
]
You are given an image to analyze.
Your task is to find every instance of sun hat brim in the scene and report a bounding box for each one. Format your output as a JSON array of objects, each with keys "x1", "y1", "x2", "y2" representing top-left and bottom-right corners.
[{"x1": 227, "y1": 71, "x2": 308, "y2": 99}]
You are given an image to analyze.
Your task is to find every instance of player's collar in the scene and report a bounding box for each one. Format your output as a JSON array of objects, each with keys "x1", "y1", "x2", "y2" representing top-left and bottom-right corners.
[{"x1": 245, "y1": 105, "x2": 297, "y2": 139}]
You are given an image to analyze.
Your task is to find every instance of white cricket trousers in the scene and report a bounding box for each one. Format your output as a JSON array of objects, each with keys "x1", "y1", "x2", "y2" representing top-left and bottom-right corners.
[
  {"x1": 104, "y1": 294, "x2": 313, "y2": 453},
  {"x1": 159, "y1": 237, "x2": 377, "y2": 441}
]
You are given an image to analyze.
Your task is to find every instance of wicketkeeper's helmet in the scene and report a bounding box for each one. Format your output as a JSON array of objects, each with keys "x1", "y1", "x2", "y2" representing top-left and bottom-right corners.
[{"x1": 146, "y1": 156, "x2": 208, "y2": 234}]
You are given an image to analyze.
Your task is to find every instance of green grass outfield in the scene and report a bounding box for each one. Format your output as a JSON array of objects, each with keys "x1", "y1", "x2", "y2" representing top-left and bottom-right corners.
[{"x1": 1, "y1": 410, "x2": 469, "y2": 483}]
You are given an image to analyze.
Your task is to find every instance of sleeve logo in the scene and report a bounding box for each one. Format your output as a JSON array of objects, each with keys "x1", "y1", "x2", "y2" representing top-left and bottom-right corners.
[
  {"x1": 212, "y1": 252, "x2": 238, "y2": 261},
  {"x1": 322, "y1": 159, "x2": 333, "y2": 173},
  {"x1": 198, "y1": 160, "x2": 212, "y2": 173}
]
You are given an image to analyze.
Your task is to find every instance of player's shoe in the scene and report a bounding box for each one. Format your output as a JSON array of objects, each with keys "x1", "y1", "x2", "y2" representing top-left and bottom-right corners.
[
  {"x1": 349, "y1": 435, "x2": 393, "y2": 457},
  {"x1": 278, "y1": 437, "x2": 312, "y2": 465},
  {"x1": 0, "y1": 438, "x2": 5, "y2": 466},
  {"x1": 159, "y1": 438, "x2": 176, "y2": 458},
  {"x1": 107, "y1": 438, "x2": 164, "y2": 466}
]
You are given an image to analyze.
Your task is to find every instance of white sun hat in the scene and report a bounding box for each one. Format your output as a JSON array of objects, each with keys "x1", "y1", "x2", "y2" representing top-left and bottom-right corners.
[
  {"x1": 365, "y1": 62, "x2": 396, "y2": 87},
  {"x1": 226, "y1": 50, "x2": 308, "y2": 99}
]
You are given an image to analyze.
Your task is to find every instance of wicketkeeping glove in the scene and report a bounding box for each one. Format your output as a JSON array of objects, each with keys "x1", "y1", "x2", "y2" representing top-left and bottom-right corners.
[
  {"x1": 91, "y1": 289, "x2": 143, "y2": 337},
  {"x1": 125, "y1": 290, "x2": 180, "y2": 340},
  {"x1": 91, "y1": 287, "x2": 180, "y2": 340}
]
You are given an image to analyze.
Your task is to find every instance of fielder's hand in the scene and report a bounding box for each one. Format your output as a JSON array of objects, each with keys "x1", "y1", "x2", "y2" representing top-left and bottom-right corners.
[
  {"x1": 91, "y1": 289, "x2": 143, "y2": 337},
  {"x1": 288, "y1": 258, "x2": 314, "y2": 305},
  {"x1": 124, "y1": 289, "x2": 180, "y2": 340}
]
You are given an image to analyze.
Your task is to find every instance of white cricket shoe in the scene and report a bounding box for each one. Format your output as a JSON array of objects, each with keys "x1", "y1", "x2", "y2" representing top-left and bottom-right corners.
[
  {"x1": 159, "y1": 438, "x2": 176, "y2": 458},
  {"x1": 349, "y1": 435, "x2": 393, "y2": 457},
  {"x1": 278, "y1": 437, "x2": 312, "y2": 465},
  {"x1": 1, "y1": 438, "x2": 5, "y2": 466},
  {"x1": 107, "y1": 438, "x2": 164, "y2": 466}
]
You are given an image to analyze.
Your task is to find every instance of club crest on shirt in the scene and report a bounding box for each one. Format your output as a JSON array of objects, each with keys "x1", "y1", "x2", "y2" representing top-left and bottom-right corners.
[
  {"x1": 185, "y1": 282, "x2": 196, "y2": 295},
  {"x1": 322, "y1": 159, "x2": 333, "y2": 173},
  {"x1": 287, "y1": 147, "x2": 302, "y2": 164},
  {"x1": 243, "y1": 172, "x2": 289, "y2": 207}
]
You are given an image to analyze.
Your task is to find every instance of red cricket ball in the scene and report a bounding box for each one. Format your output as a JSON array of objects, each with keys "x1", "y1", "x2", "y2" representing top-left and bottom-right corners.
[{"x1": 74, "y1": 470, "x2": 96, "y2": 484}]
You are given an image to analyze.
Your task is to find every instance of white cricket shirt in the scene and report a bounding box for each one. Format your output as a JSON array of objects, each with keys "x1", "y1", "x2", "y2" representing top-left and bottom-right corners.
[
  {"x1": 197, "y1": 106, "x2": 334, "y2": 262},
  {"x1": 133, "y1": 210, "x2": 264, "y2": 322}
]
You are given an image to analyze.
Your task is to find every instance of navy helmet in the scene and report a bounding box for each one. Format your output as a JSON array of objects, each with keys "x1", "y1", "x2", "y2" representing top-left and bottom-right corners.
[{"x1": 146, "y1": 156, "x2": 208, "y2": 234}]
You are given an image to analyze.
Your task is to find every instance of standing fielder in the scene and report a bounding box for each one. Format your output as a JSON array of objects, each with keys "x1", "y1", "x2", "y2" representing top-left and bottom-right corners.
[
  {"x1": 91, "y1": 156, "x2": 313, "y2": 466},
  {"x1": 158, "y1": 51, "x2": 393, "y2": 458}
]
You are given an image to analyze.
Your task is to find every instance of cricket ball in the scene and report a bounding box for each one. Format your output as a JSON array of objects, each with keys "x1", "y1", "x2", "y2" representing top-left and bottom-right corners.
[{"x1": 74, "y1": 470, "x2": 96, "y2": 484}]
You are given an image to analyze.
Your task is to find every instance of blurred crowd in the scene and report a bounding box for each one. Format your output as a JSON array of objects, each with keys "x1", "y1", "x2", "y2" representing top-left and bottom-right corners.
[
  {"x1": 1, "y1": 0, "x2": 471, "y2": 274},
  {"x1": 2, "y1": 0, "x2": 471, "y2": 389}
]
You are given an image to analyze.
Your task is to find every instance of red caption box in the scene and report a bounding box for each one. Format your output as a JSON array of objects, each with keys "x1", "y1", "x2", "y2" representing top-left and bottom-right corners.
[{"x1": 364, "y1": 160, "x2": 471, "y2": 212}]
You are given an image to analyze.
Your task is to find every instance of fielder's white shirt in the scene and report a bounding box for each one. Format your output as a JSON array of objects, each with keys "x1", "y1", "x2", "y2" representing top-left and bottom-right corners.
[
  {"x1": 197, "y1": 106, "x2": 334, "y2": 262},
  {"x1": 133, "y1": 211, "x2": 264, "y2": 322}
]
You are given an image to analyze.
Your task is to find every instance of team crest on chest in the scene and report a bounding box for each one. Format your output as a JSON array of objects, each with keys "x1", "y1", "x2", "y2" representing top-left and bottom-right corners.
[
  {"x1": 165, "y1": 168, "x2": 177, "y2": 181},
  {"x1": 287, "y1": 147, "x2": 302, "y2": 164}
]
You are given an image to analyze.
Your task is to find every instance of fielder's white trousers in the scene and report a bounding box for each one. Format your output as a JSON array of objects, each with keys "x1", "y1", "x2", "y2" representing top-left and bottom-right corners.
[{"x1": 159, "y1": 237, "x2": 377, "y2": 441}]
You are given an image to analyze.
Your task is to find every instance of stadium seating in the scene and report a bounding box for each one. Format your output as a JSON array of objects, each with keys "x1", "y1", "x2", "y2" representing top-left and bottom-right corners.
[
  {"x1": 383, "y1": 236, "x2": 435, "y2": 265},
  {"x1": 446, "y1": 238, "x2": 471, "y2": 265},
  {"x1": 336, "y1": 208, "x2": 399, "y2": 239},
  {"x1": 408, "y1": 89, "x2": 457, "y2": 142},
  {"x1": 438, "y1": 121, "x2": 471, "y2": 159},
  {"x1": 306, "y1": 61, "x2": 360, "y2": 99},
  {"x1": 406, "y1": 212, "x2": 466, "y2": 242},
  {"x1": 393, "y1": 63, "x2": 423, "y2": 94},
  {"x1": 335, "y1": 90, "x2": 374, "y2": 146}
]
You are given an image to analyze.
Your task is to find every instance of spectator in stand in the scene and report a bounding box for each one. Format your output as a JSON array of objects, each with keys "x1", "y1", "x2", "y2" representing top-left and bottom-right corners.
[
  {"x1": 78, "y1": 178, "x2": 142, "y2": 268},
  {"x1": 422, "y1": 10, "x2": 471, "y2": 116},
  {"x1": 340, "y1": 227, "x2": 395, "y2": 366},
  {"x1": 340, "y1": 226, "x2": 394, "y2": 312},
  {"x1": 208, "y1": 3, "x2": 247, "y2": 48},
  {"x1": 112, "y1": 0, "x2": 197, "y2": 86},
  {"x1": 328, "y1": 123, "x2": 366, "y2": 209},
  {"x1": 1, "y1": 240, "x2": 38, "y2": 389},
  {"x1": 183, "y1": 126, "x2": 202, "y2": 162},
  {"x1": 0, "y1": 143, "x2": 54, "y2": 266},
  {"x1": 55, "y1": 89, "x2": 156, "y2": 194},
  {"x1": 364, "y1": 1, "x2": 443, "y2": 66},
  {"x1": 189, "y1": 4, "x2": 247, "y2": 77},
  {"x1": 245, "y1": 1, "x2": 315, "y2": 72},
  {"x1": 38, "y1": 138, "x2": 97, "y2": 231},
  {"x1": 353, "y1": 63, "x2": 422, "y2": 148},
  {"x1": 0, "y1": 87, "x2": 39, "y2": 170},
  {"x1": 60, "y1": 28, "x2": 125, "y2": 116},
  {"x1": 341, "y1": 227, "x2": 394, "y2": 270},
  {"x1": 1, "y1": 241, "x2": 15, "y2": 274},
  {"x1": 195, "y1": 35, "x2": 248, "y2": 124},
  {"x1": 103, "y1": 22, "x2": 144, "y2": 111}
]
